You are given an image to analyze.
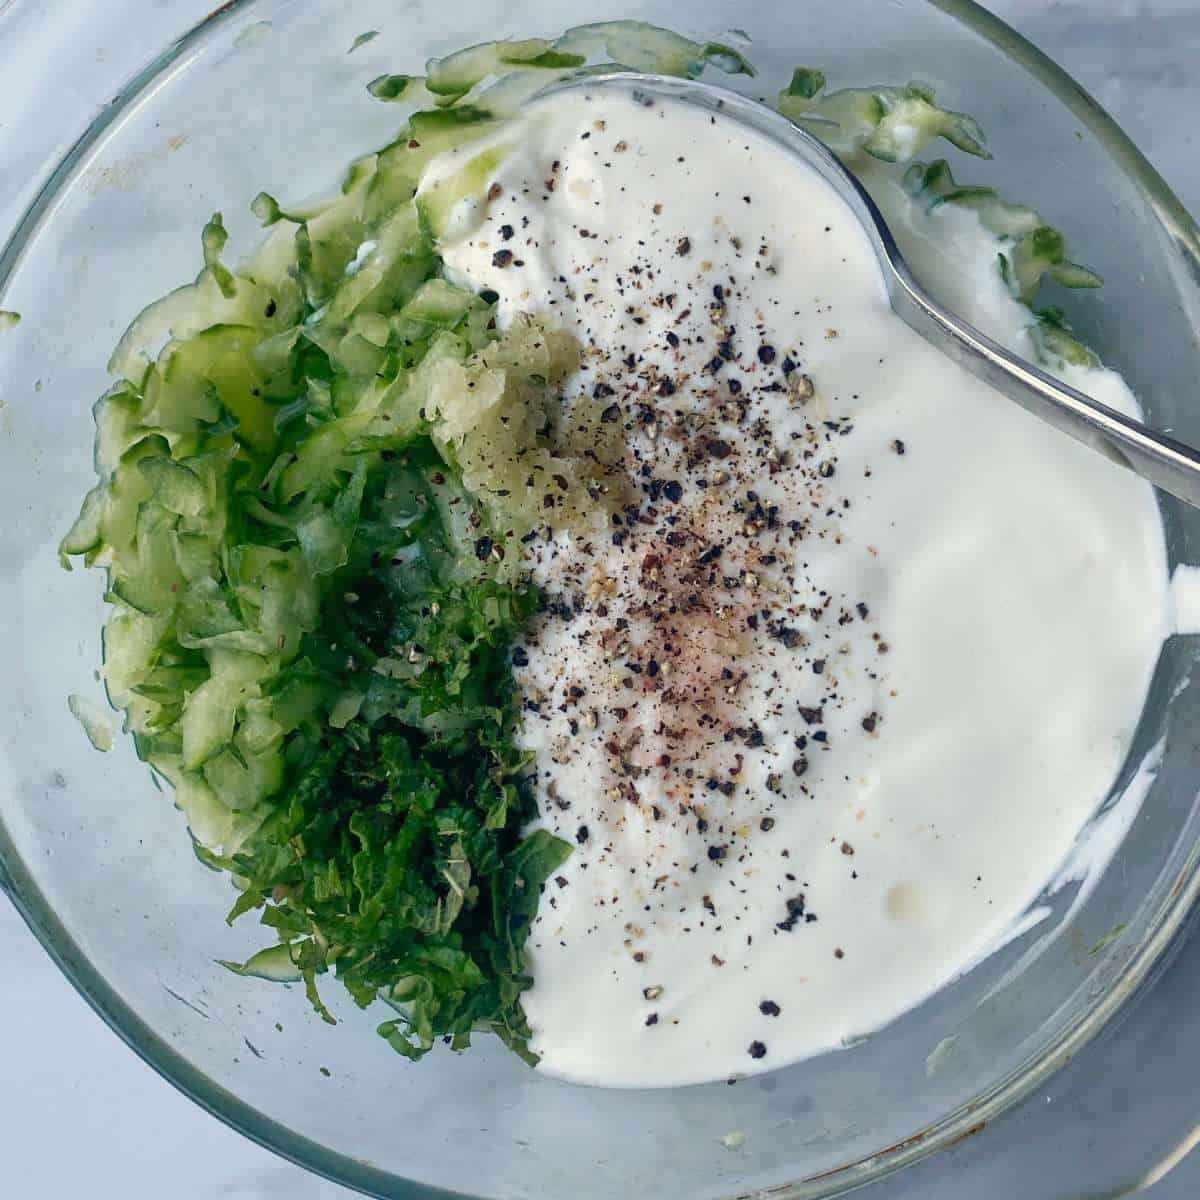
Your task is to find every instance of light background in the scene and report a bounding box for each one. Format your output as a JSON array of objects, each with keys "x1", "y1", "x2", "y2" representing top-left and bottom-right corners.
[{"x1": 2, "y1": 1, "x2": 1199, "y2": 1197}]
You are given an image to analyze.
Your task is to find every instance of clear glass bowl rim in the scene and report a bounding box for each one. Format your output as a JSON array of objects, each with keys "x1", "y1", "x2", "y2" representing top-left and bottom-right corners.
[{"x1": 1, "y1": 1, "x2": 1199, "y2": 1197}]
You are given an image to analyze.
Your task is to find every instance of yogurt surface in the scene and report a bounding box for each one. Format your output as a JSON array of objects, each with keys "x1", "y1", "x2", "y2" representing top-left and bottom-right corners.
[{"x1": 429, "y1": 87, "x2": 1170, "y2": 1086}]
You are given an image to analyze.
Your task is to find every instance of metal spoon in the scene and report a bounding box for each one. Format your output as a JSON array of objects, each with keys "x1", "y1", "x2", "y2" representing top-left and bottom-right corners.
[{"x1": 539, "y1": 72, "x2": 1200, "y2": 508}]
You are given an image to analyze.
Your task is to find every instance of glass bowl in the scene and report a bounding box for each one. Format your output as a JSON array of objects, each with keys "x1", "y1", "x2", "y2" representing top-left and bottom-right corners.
[{"x1": 2, "y1": 1, "x2": 1199, "y2": 1197}]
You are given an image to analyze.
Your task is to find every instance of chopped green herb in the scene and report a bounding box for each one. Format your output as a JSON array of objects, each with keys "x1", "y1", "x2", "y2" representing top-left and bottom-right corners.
[
  {"x1": 367, "y1": 74, "x2": 416, "y2": 101},
  {"x1": 349, "y1": 31, "x2": 380, "y2": 54},
  {"x1": 61, "y1": 148, "x2": 578, "y2": 1060},
  {"x1": 1089, "y1": 922, "x2": 1128, "y2": 956}
]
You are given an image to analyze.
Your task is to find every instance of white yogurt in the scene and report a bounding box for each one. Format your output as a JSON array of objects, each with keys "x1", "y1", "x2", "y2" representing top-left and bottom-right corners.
[{"x1": 430, "y1": 89, "x2": 1170, "y2": 1087}]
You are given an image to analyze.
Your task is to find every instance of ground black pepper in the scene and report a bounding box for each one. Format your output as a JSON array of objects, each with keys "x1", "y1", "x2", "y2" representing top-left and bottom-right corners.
[{"x1": 468, "y1": 103, "x2": 905, "y2": 1075}]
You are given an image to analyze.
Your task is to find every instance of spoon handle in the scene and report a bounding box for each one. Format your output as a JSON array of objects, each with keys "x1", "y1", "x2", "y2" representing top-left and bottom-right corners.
[
  {"x1": 761, "y1": 100, "x2": 1200, "y2": 510},
  {"x1": 884, "y1": 255, "x2": 1200, "y2": 508}
]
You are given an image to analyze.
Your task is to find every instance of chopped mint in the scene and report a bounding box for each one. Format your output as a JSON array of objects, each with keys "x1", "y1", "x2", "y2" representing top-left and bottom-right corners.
[
  {"x1": 349, "y1": 31, "x2": 380, "y2": 54},
  {"x1": 1089, "y1": 922, "x2": 1128, "y2": 956},
  {"x1": 367, "y1": 74, "x2": 415, "y2": 101}
]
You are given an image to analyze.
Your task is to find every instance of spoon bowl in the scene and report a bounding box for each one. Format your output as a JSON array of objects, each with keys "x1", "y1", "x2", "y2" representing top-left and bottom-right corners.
[{"x1": 540, "y1": 72, "x2": 1200, "y2": 508}]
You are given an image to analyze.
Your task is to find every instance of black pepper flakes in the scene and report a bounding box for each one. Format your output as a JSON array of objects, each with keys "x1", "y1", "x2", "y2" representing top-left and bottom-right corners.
[
  {"x1": 773, "y1": 626, "x2": 803, "y2": 649},
  {"x1": 757, "y1": 344, "x2": 777, "y2": 365},
  {"x1": 748, "y1": 1041, "x2": 767, "y2": 1059},
  {"x1": 759, "y1": 1000, "x2": 781, "y2": 1017},
  {"x1": 776, "y1": 894, "x2": 810, "y2": 932},
  {"x1": 491, "y1": 249, "x2": 514, "y2": 268}
]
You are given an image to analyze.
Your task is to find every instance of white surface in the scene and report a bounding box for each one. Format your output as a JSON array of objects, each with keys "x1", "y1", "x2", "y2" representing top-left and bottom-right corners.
[
  {"x1": 0, "y1": 898, "x2": 337, "y2": 1199},
  {"x1": 3, "y1": 0, "x2": 1200, "y2": 1197}
]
